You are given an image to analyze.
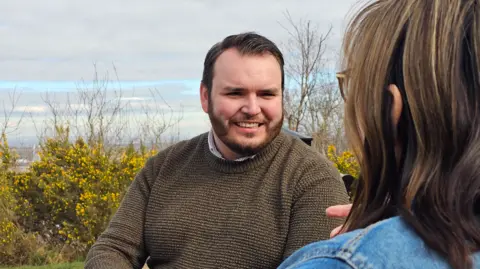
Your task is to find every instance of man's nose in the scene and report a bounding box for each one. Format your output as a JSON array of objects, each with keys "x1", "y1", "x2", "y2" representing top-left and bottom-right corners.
[{"x1": 241, "y1": 97, "x2": 261, "y2": 116}]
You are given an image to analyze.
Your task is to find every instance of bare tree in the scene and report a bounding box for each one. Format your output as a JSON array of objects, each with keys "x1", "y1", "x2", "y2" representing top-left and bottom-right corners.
[
  {"x1": 307, "y1": 81, "x2": 345, "y2": 152},
  {"x1": 137, "y1": 88, "x2": 184, "y2": 150},
  {"x1": 1, "y1": 88, "x2": 25, "y2": 135},
  {"x1": 73, "y1": 63, "x2": 128, "y2": 146},
  {"x1": 279, "y1": 11, "x2": 346, "y2": 153},
  {"x1": 38, "y1": 64, "x2": 183, "y2": 153},
  {"x1": 40, "y1": 91, "x2": 65, "y2": 137},
  {"x1": 39, "y1": 64, "x2": 130, "y2": 148},
  {"x1": 280, "y1": 11, "x2": 332, "y2": 132}
]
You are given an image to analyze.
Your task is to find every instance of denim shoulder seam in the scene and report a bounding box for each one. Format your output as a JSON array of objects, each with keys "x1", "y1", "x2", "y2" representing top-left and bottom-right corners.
[
  {"x1": 285, "y1": 253, "x2": 359, "y2": 269},
  {"x1": 285, "y1": 223, "x2": 383, "y2": 268},
  {"x1": 336, "y1": 225, "x2": 370, "y2": 259},
  {"x1": 286, "y1": 229, "x2": 375, "y2": 269},
  {"x1": 332, "y1": 221, "x2": 390, "y2": 269}
]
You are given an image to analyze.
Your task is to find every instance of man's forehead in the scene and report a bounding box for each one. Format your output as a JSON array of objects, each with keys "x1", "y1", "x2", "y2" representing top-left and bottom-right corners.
[
  {"x1": 214, "y1": 49, "x2": 279, "y2": 69},
  {"x1": 219, "y1": 84, "x2": 281, "y2": 92},
  {"x1": 212, "y1": 72, "x2": 281, "y2": 91},
  {"x1": 215, "y1": 52, "x2": 280, "y2": 75}
]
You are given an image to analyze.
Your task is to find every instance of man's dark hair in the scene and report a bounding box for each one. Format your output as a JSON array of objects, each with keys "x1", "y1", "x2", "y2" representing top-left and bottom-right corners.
[{"x1": 201, "y1": 32, "x2": 284, "y2": 94}]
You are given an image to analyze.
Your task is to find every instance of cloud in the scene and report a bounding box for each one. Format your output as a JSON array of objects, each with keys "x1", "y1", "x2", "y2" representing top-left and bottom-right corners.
[
  {"x1": 118, "y1": 97, "x2": 152, "y2": 102},
  {"x1": 67, "y1": 103, "x2": 90, "y2": 110},
  {"x1": 6, "y1": 121, "x2": 19, "y2": 128},
  {"x1": 0, "y1": 0, "x2": 359, "y2": 80},
  {"x1": 13, "y1": 105, "x2": 48, "y2": 113}
]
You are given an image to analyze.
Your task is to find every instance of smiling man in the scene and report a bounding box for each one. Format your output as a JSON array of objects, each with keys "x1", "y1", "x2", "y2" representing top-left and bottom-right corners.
[
  {"x1": 85, "y1": 32, "x2": 349, "y2": 269},
  {"x1": 201, "y1": 40, "x2": 284, "y2": 160}
]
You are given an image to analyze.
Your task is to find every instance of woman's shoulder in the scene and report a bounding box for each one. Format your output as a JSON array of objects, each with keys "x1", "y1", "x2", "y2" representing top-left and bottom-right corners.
[{"x1": 278, "y1": 217, "x2": 461, "y2": 269}]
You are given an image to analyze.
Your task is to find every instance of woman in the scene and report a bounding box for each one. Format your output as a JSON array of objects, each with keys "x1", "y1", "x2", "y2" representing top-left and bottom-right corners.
[{"x1": 278, "y1": 1, "x2": 480, "y2": 268}]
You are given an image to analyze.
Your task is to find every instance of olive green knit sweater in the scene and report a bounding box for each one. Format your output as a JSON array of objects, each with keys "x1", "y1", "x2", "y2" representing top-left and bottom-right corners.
[{"x1": 85, "y1": 131, "x2": 349, "y2": 269}]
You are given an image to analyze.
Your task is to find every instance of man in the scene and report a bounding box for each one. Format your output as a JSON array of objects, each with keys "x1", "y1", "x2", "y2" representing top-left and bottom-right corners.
[{"x1": 85, "y1": 32, "x2": 349, "y2": 269}]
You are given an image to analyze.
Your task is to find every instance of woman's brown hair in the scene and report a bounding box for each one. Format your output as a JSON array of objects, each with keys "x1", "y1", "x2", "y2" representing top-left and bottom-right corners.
[{"x1": 340, "y1": 1, "x2": 480, "y2": 268}]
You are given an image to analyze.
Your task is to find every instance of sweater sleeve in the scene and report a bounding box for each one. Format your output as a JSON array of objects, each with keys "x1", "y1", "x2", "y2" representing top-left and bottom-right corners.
[
  {"x1": 282, "y1": 159, "x2": 350, "y2": 259},
  {"x1": 84, "y1": 156, "x2": 157, "y2": 269}
]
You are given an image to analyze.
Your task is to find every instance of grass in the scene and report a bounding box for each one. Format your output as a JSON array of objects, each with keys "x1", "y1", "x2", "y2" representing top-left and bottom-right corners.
[{"x1": 0, "y1": 262, "x2": 84, "y2": 269}]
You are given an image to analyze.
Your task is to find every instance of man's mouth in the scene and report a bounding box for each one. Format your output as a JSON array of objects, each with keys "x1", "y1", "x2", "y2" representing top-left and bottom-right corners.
[{"x1": 235, "y1": 122, "x2": 264, "y2": 128}]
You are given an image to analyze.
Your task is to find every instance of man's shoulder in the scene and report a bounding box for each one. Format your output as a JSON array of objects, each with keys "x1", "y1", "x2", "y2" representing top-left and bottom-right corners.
[
  {"x1": 278, "y1": 132, "x2": 339, "y2": 178},
  {"x1": 278, "y1": 131, "x2": 328, "y2": 163},
  {"x1": 279, "y1": 217, "x2": 456, "y2": 269},
  {"x1": 275, "y1": 133, "x2": 348, "y2": 202}
]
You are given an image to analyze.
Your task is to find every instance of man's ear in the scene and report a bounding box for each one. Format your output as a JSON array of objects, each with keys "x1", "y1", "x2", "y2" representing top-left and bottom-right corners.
[
  {"x1": 387, "y1": 84, "x2": 403, "y2": 127},
  {"x1": 200, "y1": 83, "x2": 209, "y2": 113}
]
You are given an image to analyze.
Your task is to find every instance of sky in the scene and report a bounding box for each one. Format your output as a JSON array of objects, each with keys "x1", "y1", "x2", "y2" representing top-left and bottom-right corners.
[{"x1": 0, "y1": 0, "x2": 361, "y2": 146}]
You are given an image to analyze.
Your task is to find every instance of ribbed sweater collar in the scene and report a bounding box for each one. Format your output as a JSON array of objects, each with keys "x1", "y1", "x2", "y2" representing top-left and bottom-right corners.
[{"x1": 202, "y1": 131, "x2": 288, "y2": 174}]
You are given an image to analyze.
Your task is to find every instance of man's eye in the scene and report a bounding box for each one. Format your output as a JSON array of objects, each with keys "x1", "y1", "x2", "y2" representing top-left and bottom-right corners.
[
  {"x1": 227, "y1": 92, "x2": 241, "y2": 96},
  {"x1": 260, "y1": 92, "x2": 276, "y2": 97}
]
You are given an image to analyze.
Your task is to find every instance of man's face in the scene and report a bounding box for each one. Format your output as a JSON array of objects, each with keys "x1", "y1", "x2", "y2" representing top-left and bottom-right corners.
[{"x1": 200, "y1": 48, "x2": 283, "y2": 159}]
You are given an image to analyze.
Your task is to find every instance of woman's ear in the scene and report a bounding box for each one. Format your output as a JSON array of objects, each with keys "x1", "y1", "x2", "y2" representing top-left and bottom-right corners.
[{"x1": 388, "y1": 84, "x2": 403, "y2": 127}]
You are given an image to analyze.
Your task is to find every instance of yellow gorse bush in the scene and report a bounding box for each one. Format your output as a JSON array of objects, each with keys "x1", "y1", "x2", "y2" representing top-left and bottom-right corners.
[
  {"x1": 0, "y1": 132, "x2": 39, "y2": 265},
  {"x1": 326, "y1": 145, "x2": 360, "y2": 179},
  {"x1": 1, "y1": 127, "x2": 157, "y2": 264},
  {"x1": 0, "y1": 133, "x2": 17, "y2": 244}
]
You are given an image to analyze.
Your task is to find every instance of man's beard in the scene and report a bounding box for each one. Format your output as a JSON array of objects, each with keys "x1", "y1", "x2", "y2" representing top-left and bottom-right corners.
[{"x1": 208, "y1": 103, "x2": 283, "y2": 157}]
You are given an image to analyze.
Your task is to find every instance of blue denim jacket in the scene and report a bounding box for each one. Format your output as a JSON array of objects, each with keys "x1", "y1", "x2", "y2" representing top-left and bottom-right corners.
[{"x1": 278, "y1": 216, "x2": 480, "y2": 268}]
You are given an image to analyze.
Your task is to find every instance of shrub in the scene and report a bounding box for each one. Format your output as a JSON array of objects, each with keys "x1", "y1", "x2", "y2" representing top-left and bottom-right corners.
[
  {"x1": 12, "y1": 127, "x2": 155, "y2": 258},
  {"x1": 2, "y1": 127, "x2": 156, "y2": 265},
  {"x1": 327, "y1": 145, "x2": 360, "y2": 179},
  {"x1": 0, "y1": 133, "x2": 48, "y2": 266},
  {"x1": 327, "y1": 145, "x2": 360, "y2": 199}
]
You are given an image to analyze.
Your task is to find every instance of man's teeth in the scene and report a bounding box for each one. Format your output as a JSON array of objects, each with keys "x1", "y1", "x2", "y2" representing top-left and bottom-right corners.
[{"x1": 237, "y1": 122, "x2": 260, "y2": 128}]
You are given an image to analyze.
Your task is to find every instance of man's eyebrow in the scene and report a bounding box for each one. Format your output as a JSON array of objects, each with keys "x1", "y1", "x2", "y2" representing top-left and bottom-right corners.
[
  {"x1": 259, "y1": 88, "x2": 280, "y2": 93},
  {"x1": 221, "y1": 87, "x2": 281, "y2": 93},
  {"x1": 222, "y1": 86, "x2": 245, "y2": 91}
]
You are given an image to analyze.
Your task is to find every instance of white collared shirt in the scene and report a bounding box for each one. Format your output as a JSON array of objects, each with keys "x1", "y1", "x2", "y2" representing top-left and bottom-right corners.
[{"x1": 207, "y1": 130, "x2": 256, "y2": 162}]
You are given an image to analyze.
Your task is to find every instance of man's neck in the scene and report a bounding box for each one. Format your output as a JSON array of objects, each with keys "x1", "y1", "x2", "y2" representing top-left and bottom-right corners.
[{"x1": 208, "y1": 130, "x2": 256, "y2": 161}]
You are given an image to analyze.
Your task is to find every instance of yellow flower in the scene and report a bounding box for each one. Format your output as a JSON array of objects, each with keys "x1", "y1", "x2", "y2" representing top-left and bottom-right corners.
[{"x1": 326, "y1": 144, "x2": 360, "y2": 179}]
